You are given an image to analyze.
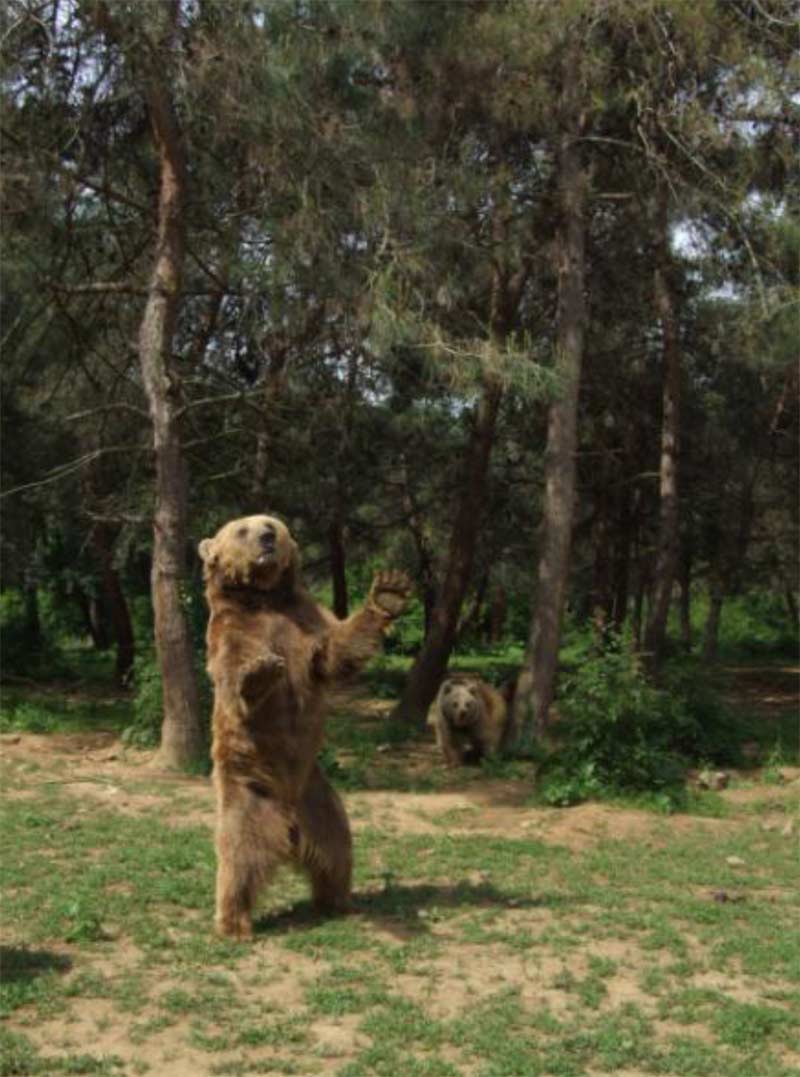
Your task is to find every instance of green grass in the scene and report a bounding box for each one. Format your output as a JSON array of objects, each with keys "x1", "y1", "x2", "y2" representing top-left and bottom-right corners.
[
  {"x1": 2, "y1": 767, "x2": 798, "y2": 1076},
  {"x1": 0, "y1": 693, "x2": 132, "y2": 736},
  {"x1": 1, "y1": 659, "x2": 798, "y2": 1076}
]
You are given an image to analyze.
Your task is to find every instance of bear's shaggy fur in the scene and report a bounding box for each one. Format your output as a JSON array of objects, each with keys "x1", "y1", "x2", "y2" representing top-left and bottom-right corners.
[
  {"x1": 199, "y1": 514, "x2": 411, "y2": 939},
  {"x1": 429, "y1": 674, "x2": 513, "y2": 767}
]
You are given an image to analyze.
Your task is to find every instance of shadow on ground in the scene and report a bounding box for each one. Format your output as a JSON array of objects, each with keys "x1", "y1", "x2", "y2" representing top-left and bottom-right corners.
[
  {"x1": 0, "y1": 945, "x2": 73, "y2": 982},
  {"x1": 254, "y1": 880, "x2": 580, "y2": 941}
]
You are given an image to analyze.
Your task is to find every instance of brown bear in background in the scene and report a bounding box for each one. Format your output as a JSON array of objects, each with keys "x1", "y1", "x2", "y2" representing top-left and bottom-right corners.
[
  {"x1": 198, "y1": 514, "x2": 412, "y2": 939},
  {"x1": 429, "y1": 674, "x2": 513, "y2": 767}
]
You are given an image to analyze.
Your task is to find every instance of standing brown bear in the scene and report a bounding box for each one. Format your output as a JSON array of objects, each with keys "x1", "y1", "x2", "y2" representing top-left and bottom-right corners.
[{"x1": 198, "y1": 514, "x2": 411, "y2": 939}]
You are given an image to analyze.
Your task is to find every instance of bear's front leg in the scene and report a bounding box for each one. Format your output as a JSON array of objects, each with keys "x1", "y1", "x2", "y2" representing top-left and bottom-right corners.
[
  {"x1": 238, "y1": 651, "x2": 286, "y2": 713},
  {"x1": 213, "y1": 646, "x2": 286, "y2": 720},
  {"x1": 438, "y1": 722, "x2": 465, "y2": 767},
  {"x1": 315, "y1": 570, "x2": 413, "y2": 680}
]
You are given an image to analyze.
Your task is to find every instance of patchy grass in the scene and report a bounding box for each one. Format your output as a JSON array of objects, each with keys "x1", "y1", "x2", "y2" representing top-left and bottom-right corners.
[{"x1": 1, "y1": 663, "x2": 798, "y2": 1076}]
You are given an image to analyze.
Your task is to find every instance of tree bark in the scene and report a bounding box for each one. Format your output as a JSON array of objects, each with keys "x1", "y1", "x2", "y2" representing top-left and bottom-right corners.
[
  {"x1": 135, "y1": 8, "x2": 203, "y2": 767},
  {"x1": 24, "y1": 578, "x2": 42, "y2": 651},
  {"x1": 391, "y1": 377, "x2": 503, "y2": 727},
  {"x1": 91, "y1": 524, "x2": 135, "y2": 684},
  {"x1": 644, "y1": 187, "x2": 682, "y2": 668},
  {"x1": 589, "y1": 448, "x2": 613, "y2": 629},
  {"x1": 513, "y1": 67, "x2": 588, "y2": 739},
  {"x1": 702, "y1": 576, "x2": 724, "y2": 662},
  {"x1": 487, "y1": 583, "x2": 508, "y2": 644},
  {"x1": 677, "y1": 545, "x2": 692, "y2": 654},
  {"x1": 784, "y1": 585, "x2": 798, "y2": 630},
  {"x1": 611, "y1": 483, "x2": 632, "y2": 630},
  {"x1": 397, "y1": 455, "x2": 438, "y2": 637},
  {"x1": 328, "y1": 516, "x2": 349, "y2": 620},
  {"x1": 72, "y1": 585, "x2": 111, "y2": 651},
  {"x1": 632, "y1": 572, "x2": 647, "y2": 651}
]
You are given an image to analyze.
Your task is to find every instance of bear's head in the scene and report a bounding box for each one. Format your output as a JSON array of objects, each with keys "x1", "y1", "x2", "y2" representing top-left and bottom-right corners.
[
  {"x1": 198, "y1": 514, "x2": 300, "y2": 593},
  {"x1": 440, "y1": 679, "x2": 480, "y2": 729}
]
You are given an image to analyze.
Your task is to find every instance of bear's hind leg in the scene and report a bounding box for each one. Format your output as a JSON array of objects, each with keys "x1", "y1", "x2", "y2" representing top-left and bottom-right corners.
[
  {"x1": 214, "y1": 782, "x2": 291, "y2": 939},
  {"x1": 215, "y1": 843, "x2": 263, "y2": 940},
  {"x1": 295, "y1": 765, "x2": 353, "y2": 915}
]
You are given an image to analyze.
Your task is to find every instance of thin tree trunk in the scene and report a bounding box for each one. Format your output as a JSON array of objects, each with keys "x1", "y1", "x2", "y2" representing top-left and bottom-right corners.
[
  {"x1": 397, "y1": 454, "x2": 438, "y2": 638},
  {"x1": 391, "y1": 378, "x2": 503, "y2": 727},
  {"x1": 73, "y1": 586, "x2": 100, "y2": 649},
  {"x1": 390, "y1": 157, "x2": 531, "y2": 726},
  {"x1": 24, "y1": 578, "x2": 42, "y2": 651},
  {"x1": 702, "y1": 576, "x2": 724, "y2": 662},
  {"x1": 611, "y1": 483, "x2": 632, "y2": 630},
  {"x1": 590, "y1": 448, "x2": 613, "y2": 630},
  {"x1": 784, "y1": 585, "x2": 798, "y2": 630},
  {"x1": 73, "y1": 585, "x2": 112, "y2": 651},
  {"x1": 487, "y1": 583, "x2": 508, "y2": 645},
  {"x1": 677, "y1": 546, "x2": 692, "y2": 654},
  {"x1": 328, "y1": 516, "x2": 349, "y2": 620},
  {"x1": 91, "y1": 524, "x2": 135, "y2": 685},
  {"x1": 632, "y1": 575, "x2": 646, "y2": 650},
  {"x1": 514, "y1": 67, "x2": 588, "y2": 739},
  {"x1": 644, "y1": 187, "x2": 681, "y2": 668},
  {"x1": 136, "y1": 10, "x2": 203, "y2": 767}
]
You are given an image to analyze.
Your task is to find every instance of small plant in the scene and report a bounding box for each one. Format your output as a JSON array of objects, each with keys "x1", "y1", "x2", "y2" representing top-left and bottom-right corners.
[
  {"x1": 762, "y1": 741, "x2": 788, "y2": 786},
  {"x1": 63, "y1": 898, "x2": 107, "y2": 943}
]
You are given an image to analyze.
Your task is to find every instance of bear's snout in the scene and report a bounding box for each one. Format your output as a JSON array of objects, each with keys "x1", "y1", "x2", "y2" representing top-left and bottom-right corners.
[
  {"x1": 453, "y1": 704, "x2": 473, "y2": 726},
  {"x1": 259, "y1": 525, "x2": 277, "y2": 552}
]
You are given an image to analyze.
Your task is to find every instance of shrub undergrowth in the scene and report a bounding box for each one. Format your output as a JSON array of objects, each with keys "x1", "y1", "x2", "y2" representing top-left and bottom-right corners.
[{"x1": 536, "y1": 641, "x2": 749, "y2": 811}]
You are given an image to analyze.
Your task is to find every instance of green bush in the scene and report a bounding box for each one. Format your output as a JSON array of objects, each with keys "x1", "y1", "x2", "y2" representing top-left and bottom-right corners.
[
  {"x1": 538, "y1": 648, "x2": 687, "y2": 809},
  {"x1": 536, "y1": 644, "x2": 747, "y2": 810}
]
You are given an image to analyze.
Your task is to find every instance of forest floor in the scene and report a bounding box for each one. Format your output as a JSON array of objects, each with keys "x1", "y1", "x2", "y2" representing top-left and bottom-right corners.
[{"x1": 1, "y1": 664, "x2": 798, "y2": 1077}]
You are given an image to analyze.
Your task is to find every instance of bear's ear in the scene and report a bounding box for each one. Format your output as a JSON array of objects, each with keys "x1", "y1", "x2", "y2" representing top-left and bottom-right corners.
[
  {"x1": 198, "y1": 538, "x2": 215, "y2": 564},
  {"x1": 442, "y1": 681, "x2": 453, "y2": 695}
]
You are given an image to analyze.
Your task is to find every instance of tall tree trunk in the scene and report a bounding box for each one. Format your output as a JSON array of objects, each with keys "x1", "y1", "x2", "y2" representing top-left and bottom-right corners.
[
  {"x1": 91, "y1": 524, "x2": 135, "y2": 685},
  {"x1": 644, "y1": 187, "x2": 681, "y2": 668},
  {"x1": 135, "y1": 10, "x2": 203, "y2": 767},
  {"x1": 677, "y1": 545, "x2": 692, "y2": 654},
  {"x1": 328, "y1": 516, "x2": 349, "y2": 620},
  {"x1": 72, "y1": 586, "x2": 99, "y2": 649},
  {"x1": 590, "y1": 447, "x2": 613, "y2": 629},
  {"x1": 458, "y1": 572, "x2": 488, "y2": 640},
  {"x1": 783, "y1": 584, "x2": 798, "y2": 630},
  {"x1": 632, "y1": 573, "x2": 647, "y2": 651},
  {"x1": 391, "y1": 378, "x2": 503, "y2": 727},
  {"x1": 24, "y1": 577, "x2": 42, "y2": 651},
  {"x1": 513, "y1": 68, "x2": 588, "y2": 738},
  {"x1": 702, "y1": 575, "x2": 724, "y2": 663},
  {"x1": 611, "y1": 483, "x2": 632, "y2": 630},
  {"x1": 397, "y1": 455, "x2": 438, "y2": 637},
  {"x1": 487, "y1": 583, "x2": 508, "y2": 645}
]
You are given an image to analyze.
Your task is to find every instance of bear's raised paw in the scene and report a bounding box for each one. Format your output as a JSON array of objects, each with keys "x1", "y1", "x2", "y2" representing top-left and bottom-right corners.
[{"x1": 368, "y1": 569, "x2": 413, "y2": 619}]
